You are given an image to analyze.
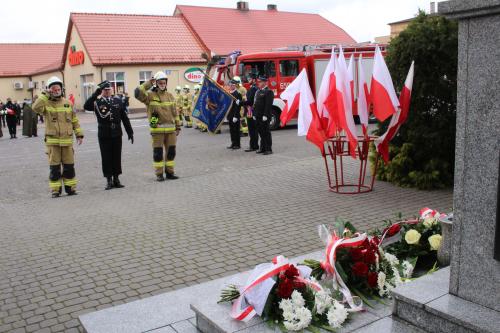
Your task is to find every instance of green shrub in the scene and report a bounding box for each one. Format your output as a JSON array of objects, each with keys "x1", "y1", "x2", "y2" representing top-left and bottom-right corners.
[{"x1": 372, "y1": 11, "x2": 458, "y2": 190}]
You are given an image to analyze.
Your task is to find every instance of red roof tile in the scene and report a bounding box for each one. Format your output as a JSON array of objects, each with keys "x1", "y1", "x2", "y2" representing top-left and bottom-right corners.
[
  {"x1": 68, "y1": 13, "x2": 207, "y2": 65},
  {"x1": 175, "y1": 5, "x2": 356, "y2": 55},
  {"x1": 0, "y1": 44, "x2": 63, "y2": 77}
]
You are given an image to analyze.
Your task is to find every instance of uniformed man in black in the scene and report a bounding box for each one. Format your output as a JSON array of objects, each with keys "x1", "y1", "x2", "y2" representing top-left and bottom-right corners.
[
  {"x1": 253, "y1": 75, "x2": 274, "y2": 155},
  {"x1": 242, "y1": 73, "x2": 259, "y2": 152},
  {"x1": 84, "y1": 81, "x2": 134, "y2": 190},
  {"x1": 227, "y1": 79, "x2": 243, "y2": 149}
]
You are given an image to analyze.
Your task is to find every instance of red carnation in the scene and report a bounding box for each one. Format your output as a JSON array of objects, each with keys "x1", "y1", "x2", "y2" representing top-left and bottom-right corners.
[
  {"x1": 386, "y1": 224, "x2": 401, "y2": 237},
  {"x1": 367, "y1": 271, "x2": 378, "y2": 288},
  {"x1": 351, "y1": 262, "x2": 369, "y2": 277},
  {"x1": 277, "y1": 278, "x2": 294, "y2": 299},
  {"x1": 350, "y1": 247, "x2": 364, "y2": 261},
  {"x1": 364, "y1": 250, "x2": 377, "y2": 265},
  {"x1": 283, "y1": 265, "x2": 300, "y2": 279}
]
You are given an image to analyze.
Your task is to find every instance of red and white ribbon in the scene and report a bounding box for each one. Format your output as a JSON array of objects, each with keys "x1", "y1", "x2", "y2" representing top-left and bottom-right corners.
[
  {"x1": 231, "y1": 255, "x2": 289, "y2": 322},
  {"x1": 318, "y1": 225, "x2": 367, "y2": 312}
]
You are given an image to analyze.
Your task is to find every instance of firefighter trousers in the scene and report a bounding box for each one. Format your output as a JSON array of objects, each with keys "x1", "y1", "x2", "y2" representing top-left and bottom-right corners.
[
  {"x1": 247, "y1": 117, "x2": 259, "y2": 150},
  {"x1": 47, "y1": 145, "x2": 77, "y2": 193},
  {"x1": 152, "y1": 133, "x2": 176, "y2": 176}
]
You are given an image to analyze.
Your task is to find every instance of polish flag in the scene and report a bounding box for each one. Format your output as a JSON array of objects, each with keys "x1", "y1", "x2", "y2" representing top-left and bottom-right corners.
[
  {"x1": 317, "y1": 51, "x2": 337, "y2": 131},
  {"x1": 347, "y1": 54, "x2": 357, "y2": 117},
  {"x1": 375, "y1": 61, "x2": 415, "y2": 162},
  {"x1": 325, "y1": 46, "x2": 358, "y2": 158},
  {"x1": 357, "y1": 55, "x2": 370, "y2": 136},
  {"x1": 371, "y1": 46, "x2": 399, "y2": 121},
  {"x1": 281, "y1": 69, "x2": 327, "y2": 151}
]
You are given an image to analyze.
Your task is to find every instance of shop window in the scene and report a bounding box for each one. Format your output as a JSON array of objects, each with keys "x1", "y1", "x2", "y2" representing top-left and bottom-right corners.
[
  {"x1": 279, "y1": 60, "x2": 299, "y2": 77},
  {"x1": 139, "y1": 71, "x2": 152, "y2": 85},
  {"x1": 106, "y1": 72, "x2": 126, "y2": 94}
]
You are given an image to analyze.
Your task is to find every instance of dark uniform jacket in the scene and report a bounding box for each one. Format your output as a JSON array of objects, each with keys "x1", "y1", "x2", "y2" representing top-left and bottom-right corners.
[
  {"x1": 253, "y1": 87, "x2": 274, "y2": 119},
  {"x1": 84, "y1": 94, "x2": 133, "y2": 139},
  {"x1": 243, "y1": 84, "x2": 258, "y2": 116},
  {"x1": 227, "y1": 90, "x2": 242, "y2": 120}
]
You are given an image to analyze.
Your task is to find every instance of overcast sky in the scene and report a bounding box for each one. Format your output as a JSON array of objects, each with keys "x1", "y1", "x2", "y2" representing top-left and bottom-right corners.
[{"x1": 2, "y1": 0, "x2": 443, "y2": 44}]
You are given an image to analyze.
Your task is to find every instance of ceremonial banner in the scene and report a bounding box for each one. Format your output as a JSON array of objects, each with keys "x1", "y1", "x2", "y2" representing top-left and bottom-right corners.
[{"x1": 192, "y1": 76, "x2": 235, "y2": 133}]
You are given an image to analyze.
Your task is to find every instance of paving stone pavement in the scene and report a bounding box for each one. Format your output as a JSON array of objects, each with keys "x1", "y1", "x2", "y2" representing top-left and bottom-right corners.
[{"x1": 0, "y1": 114, "x2": 453, "y2": 333}]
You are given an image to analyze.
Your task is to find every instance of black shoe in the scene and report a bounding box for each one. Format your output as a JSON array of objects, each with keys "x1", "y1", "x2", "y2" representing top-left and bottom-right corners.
[
  {"x1": 165, "y1": 173, "x2": 179, "y2": 180},
  {"x1": 51, "y1": 192, "x2": 60, "y2": 198},
  {"x1": 263, "y1": 150, "x2": 273, "y2": 155},
  {"x1": 67, "y1": 190, "x2": 77, "y2": 196},
  {"x1": 245, "y1": 148, "x2": 257, "y2": 152},
  {"x1": 227, "y1": 145, "x2": 235, "y2": 149},
  {"x1": 256, "y1": 150, "x2": 265, "y2": 154},
  {"x1": 113, "y1": 176, "x2": 124, "y2": 188},
  {"x1": 157, "y1": 174, "x2": 165, "y2": 182},
  {"x1": 232, "y1": 146, "x2": 241, "y2": 150},
  {"x1": 105, "y1": 177, "x2": 113, "y2": 190}
]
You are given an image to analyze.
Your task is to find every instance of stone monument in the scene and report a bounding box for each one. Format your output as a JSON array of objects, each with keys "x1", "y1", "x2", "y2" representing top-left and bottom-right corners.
[{"x1": 392, "y1": 1, "x2": 500, "y2": 332}]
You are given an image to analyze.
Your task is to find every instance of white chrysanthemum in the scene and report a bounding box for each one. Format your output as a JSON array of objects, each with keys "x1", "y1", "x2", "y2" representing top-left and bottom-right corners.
[
  {"x1": 291, "y1": 290, "x2": 305, "y2": 308},
  {"x1": 326, "y1": 301, "x2": 348, "y2": 328},
  {"x1": 402, "y1": 260, "x2": 414, "y2": 278},
  {"x1": 279, "y1": 298, "x2": 294, "y2": 314},
  {"x1": 282, "y1": 306, "x2": 312, "y2": 331},
  {"x1": 377, "y1": 272, "x2": 387, "y2": 297},
  {"x1": 384, "y1": 252, "x2": 399, "y2": 266},
  {"x1": 423, "y1": 217, "x2": 437, "y2": 228},
  {"x1": 391, "y1": 266, "x2": 403, "y2": 287},
  {"x1": 314, "y1": 288, "x2": 333, "y2": 315}
]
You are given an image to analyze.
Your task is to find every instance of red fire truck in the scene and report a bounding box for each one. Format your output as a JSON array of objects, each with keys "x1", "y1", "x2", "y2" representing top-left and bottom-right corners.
[{"x1": 211, "y1": 44, "x2": 387, "y2": 130}]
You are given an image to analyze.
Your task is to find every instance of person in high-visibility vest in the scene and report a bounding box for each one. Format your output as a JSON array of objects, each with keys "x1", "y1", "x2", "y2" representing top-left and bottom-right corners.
[
  {"x1": 32, "y1": 76, "x2": 84, "y2": 197},
  {"x1": 135, "y1": 71, "x2": 181, "y2": 181},
  {"x1": 174, "y1": 86, "x2": 183, "y2": 126},
  {"x1": 233, "y1": 76, "x2": 248, "y2": 137},
  {"x1": 181, "y1": 85, "x2": 193, "y2": 128}
]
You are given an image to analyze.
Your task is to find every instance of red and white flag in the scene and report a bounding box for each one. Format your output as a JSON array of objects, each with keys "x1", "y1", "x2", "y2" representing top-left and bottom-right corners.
[
  {"x1": 325, "y1": 46, "x2": 358, "y2": 158},
  {"x1": 357, "y1": 55, "x2": 370, "y2": 136},
  {"x1": 347, "y1": 54, "x2": 357, "y2": 117},
  {"x1": 316, "y1": 51, "x2": 336, "y2": 131},
  {"x1": 280, "y1": 69, "x2": 327, "y2": 151},
  {"x1": 375, "y1": 61, "x2": 415, "y2": 162},
  {"x1": 371, "y1": 46, "x2": 399, "y2": 121}
]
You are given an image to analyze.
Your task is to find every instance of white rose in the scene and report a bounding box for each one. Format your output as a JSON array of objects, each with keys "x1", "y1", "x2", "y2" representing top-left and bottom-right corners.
[
  {"x1": 428, "y1": 234, "x2": 442, "y2": 250},
  {"x1": 405, "y1": 229, "x2": 421, "y2": 245}
]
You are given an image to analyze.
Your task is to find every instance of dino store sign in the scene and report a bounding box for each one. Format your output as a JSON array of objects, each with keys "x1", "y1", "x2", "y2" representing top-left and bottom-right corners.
[
  {"x1": 68, "y1": 46, "x2": 84, "y2": 66},
  {"x1": 184, "y1": 68, "x2": 204, "y2": 83}
]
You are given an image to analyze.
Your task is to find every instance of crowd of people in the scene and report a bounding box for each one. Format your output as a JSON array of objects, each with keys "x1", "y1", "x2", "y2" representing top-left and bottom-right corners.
[
  {"x1": 2, "y1": 70, "x2": 275, "y2": 198},
  {"x1": 0, "y1": 98, "x2": 43, "y2": 139}
]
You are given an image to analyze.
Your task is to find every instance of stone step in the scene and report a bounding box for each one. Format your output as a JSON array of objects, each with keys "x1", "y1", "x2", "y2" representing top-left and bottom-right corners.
[{"x1": 392, "y1": 267, "x2": 500, "y2": 333}]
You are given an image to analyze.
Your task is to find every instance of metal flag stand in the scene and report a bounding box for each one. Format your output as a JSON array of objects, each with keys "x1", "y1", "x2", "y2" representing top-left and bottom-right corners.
[{"x1": 322, "y1": 135, "x2": 380, "y2": 194}]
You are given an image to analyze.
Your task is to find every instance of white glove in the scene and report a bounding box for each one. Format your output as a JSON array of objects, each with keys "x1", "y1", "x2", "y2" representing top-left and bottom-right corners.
[
  {"x1": 232, "y1": 117, "x2": 238, "y2": 123},
  {"x1": 235, "y1": 100, "x2": 240, "y2": 106},
  {"x1": 253, "y1": 116, "x2": 256, "y2": 120},
  {"x1": 262, "y1": 116, "x2": 268, "y2": 121}
]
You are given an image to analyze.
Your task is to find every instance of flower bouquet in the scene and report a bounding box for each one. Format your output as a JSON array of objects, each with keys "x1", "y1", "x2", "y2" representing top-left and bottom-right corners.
[
  {"x1": 219, "y1": 256, "x2": 351, "y2": 332},
  {"x1": 302, "y1": 219, "x2": 414, "y2": 306}
]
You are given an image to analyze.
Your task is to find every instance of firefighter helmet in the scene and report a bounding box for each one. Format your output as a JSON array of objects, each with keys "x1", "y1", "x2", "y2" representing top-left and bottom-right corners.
[
  {"x1": 194, "y1": 84, "x2": 201, "y2": 91},
  {"x1": 154, "y1": 71, "x2": 168, "y2": 81},
  {"x1": 175, "y1": 85, "x2": 182, "y2": 91},
  {"x1": 183, "y1": 85, "x2": 190, "y2": 90},
  {"x1": 233, "y1": 76, "x2": 241, "y2": 84},
  {"x1": 47, "y1": 76, "x2": 63, "y2": 88}
]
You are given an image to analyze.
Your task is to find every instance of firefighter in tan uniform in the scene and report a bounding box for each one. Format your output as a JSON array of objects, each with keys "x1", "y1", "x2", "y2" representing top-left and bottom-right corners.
[
  {"x1": 233, "y1": 76, "x2": 248, "y2": 137},
  {"x1": 181, "y1": 85, "x2": 193, "y2": 128},
  {"x1": 174, "y1": 86, "x2": 183, "y2": 126},
  {"x1": 32, "y1": 76, "x2": 84, "y2": 198},
  {"x1": 135, "y1": 71, "x2": 181, "y2": 181},
  {"x1": 192, "y1": 84, "x2": 203, "y2": 130}
]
